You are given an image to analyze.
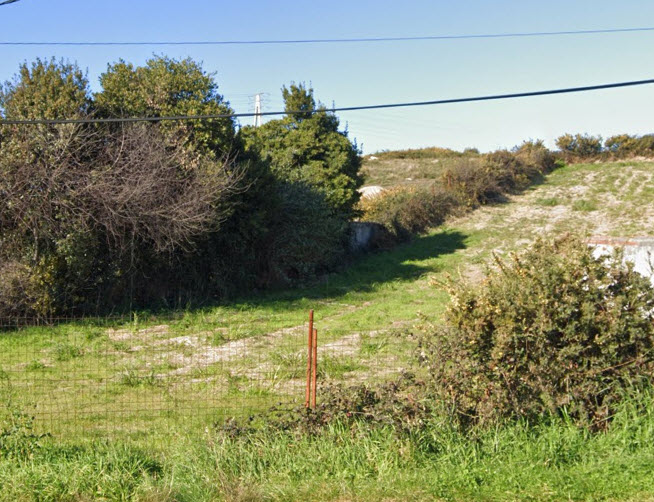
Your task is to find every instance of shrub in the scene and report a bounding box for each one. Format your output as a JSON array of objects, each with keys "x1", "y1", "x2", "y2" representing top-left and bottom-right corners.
[
  {"x1": 359, "y1": 186, "x2": 457, "y2": 242},
  {"x1": 418, "y1": 234, "x2": 654, "y2": 428},
  {"x1": 221, "y1": 372, "x2": 432, "y2": 437},
  {"x1": 605, "y1": 134, "x2": 654, "y2": 158},
  {"x1": 0, "y1": 261, "x2": 51, "y2": 318},
  {"x1": 513, "y1": 139, "x2": 559, "y2": 173},
  {"x1": 441, "y1": 158, "x2": 500, "y2": 207},
  {"x1": 441, "y1": 146, "x2": 557, "y2": 208},
  {"x1": 261, "y1": 182, "x2": 347, "y2": 285},
  {"x1": 369, "y1": 146, "x2": 478, "y2": 160},
  {"x1": 556, "y1": 133, "x2": 603, "y2": 158}
]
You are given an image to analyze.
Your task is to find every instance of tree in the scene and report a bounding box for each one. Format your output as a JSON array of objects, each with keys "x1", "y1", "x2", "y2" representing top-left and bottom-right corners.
[
  {"x1": 240, "y1": 83, "x2": 363, "y2": 217},
  {"x1": 0, "y1": 59, "x2": 93, "y2": 262},
  {"x1": 0, "y1": 58, "x2": 243, "y2": 315},
  {"x1": 95, "y1": 56, "x2": 236, "y2": 163}
]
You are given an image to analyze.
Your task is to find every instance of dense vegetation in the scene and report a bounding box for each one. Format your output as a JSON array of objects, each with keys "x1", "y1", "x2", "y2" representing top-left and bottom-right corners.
[
  {"x1": 3, "y1": 232, "x2": 654, "y2": 500},
  {"x1": 419, "y1": 235, "x2": 654, "y2": 428},
  {"x1": 360, "y1": 140, "x2": 560, "y2": 241},
  {"x1": 0, "y1": 59, "x2": 361, "y2": 316},
  {"x1": 556, "y1": 132, "x2": 654, "y2": 160}
]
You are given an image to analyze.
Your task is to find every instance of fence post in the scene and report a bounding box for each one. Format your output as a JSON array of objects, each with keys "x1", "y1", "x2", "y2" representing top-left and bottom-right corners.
[
  {"x1": 311, "y1": 328, "x2": 318, "y2": 409},
  {"x1": 305, "y1": 310, "x2": 314, "y2": 408}
]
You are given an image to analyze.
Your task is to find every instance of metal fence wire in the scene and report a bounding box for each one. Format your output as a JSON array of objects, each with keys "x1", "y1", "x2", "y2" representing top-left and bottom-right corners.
[{"x1": 0, "y1": 311, "x2": 406, "y2": 440}]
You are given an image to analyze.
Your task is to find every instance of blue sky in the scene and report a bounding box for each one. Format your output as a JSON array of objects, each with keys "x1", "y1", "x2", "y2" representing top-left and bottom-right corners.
[{"x1": 1, "y1": 0, "x2": 654, "y2": 153}]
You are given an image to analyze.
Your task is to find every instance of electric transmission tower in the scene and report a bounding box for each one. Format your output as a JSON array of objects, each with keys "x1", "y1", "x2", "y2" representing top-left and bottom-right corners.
[{"x1": 253, "y1": 93, "x2": 263, "y2": 127}]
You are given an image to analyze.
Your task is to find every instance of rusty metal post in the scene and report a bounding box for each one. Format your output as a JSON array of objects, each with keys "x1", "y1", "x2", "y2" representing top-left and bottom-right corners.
[
  {"x1": 305, "y1": 310, "x2": 314, "y2": 408},
  {"x1": 311, "y1": 328, "x2": 318, "y2": 409}
]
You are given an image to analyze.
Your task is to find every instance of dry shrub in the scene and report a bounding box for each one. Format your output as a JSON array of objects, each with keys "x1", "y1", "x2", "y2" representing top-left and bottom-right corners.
[
  {"x1": 0, "y1": 121, "x2": 243, "y2": 314},
  {"x1": 360, "y1": 186, "x2": 457, "y2": 242},
  {"x1": 441, "y1": 158, "x2": 501, "y2": 207},
  {"x1": 82, "y1": 124, "x2": 241, "y2": 254},
  {"x1": 441, "y1": 143, "x2": 558, "y2": 207},
  {"x1": 419, "y1": 234, "x2": 654, "y2": 428},
  {"x1": 0, "y1": 261, "x2": 50, "y2": 318}
]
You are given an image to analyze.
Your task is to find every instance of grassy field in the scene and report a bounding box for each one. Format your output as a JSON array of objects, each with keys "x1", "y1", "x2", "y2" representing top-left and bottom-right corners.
[
  {"x1": 361, "y1": 148, "x2": 480, "y2": 188},
  {"x1": 2, "y1": 159, "x2": 654, "y2": 500}
]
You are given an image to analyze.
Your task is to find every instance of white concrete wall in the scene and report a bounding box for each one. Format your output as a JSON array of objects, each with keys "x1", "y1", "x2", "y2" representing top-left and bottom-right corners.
[{"x1": 589, "y1": 237, "x2": 654, "y2": 284}]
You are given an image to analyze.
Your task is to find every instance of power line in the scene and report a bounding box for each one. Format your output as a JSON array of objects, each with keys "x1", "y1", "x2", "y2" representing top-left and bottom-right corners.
[
  {"x1": 0, "y1": 0, "x2": 22, "y2": 5},
  {"x1": 2, "y1": 78, "x2": 653, "y2": 126},
  {"x1": 2, "y1": 26, "x2": 654, "y2": 46}
]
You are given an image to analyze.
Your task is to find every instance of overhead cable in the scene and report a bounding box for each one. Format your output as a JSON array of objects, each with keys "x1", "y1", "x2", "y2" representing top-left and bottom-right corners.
[
  {"x1": 2, "y1": 26, "x2": 654, "y2": 46},
  {"x1": 2, "y1": 78, "x2": 653, "y2": 126}
]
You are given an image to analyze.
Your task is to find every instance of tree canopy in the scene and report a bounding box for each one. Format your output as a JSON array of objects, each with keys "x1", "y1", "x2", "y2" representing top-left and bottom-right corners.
[{"x1": 241, "y1": 83, "x2": 362, "y2": 216}]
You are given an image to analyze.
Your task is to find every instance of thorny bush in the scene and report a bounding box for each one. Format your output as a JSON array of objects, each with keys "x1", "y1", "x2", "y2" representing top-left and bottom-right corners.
[
  {"x1": 359, "y1": 187, "x2": 457, "y2": 243},
  {"x1": 220, "y1": 372, "x2": 433, "y2": 437},
  {"x1": 418, "y1": 234, "x2": 654, "y2": 429}
]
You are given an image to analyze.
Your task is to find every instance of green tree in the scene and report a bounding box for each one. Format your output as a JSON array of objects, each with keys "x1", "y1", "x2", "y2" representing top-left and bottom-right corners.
[
  {"x1": 0, "y1": 58, "x2": 244, "y2": 315},
  {"x1": 241, "y1": 83, "x2": 363, "y2": 217},
  {"x1": 0, "y1": 59, "x2": 96, "y2": 314},
  {"x1": 95, "y1": 56, "x2": 235, "y2": 162},
  {"x1": 0, "y1": 58, "x2": 90, "y2": 120}
]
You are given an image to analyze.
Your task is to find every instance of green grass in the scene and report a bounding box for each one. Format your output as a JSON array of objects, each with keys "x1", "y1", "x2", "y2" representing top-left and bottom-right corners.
[
  {"x1": 3, "y1": 391, "x2": 654, "y2": 501},
  {"x1": 0, "y1": 228, "x2": 469, "y2": 439},
  {"x1": 572, "y1": 199, "x2": 598, "y2": 212},
  {"x1": 535, "y1": 196, "x2": 560, "y2": 206}
]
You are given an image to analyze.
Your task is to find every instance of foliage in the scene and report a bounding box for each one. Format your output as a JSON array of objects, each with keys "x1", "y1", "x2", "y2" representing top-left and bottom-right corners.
[
  {"x1": 0, "y1": 261, "x2": 49, "y2": 317},
  {"x1": 556, "y1": 133, "x2": 604, "y2": 158},
  {"x1": 441, "y1": 143, "x2": 558, "y2": 207},
  {"x1": 359, "y1": 187, "x2": 457, "y2": 242},
  {"x1": 259, "y1": 182, "x2": 347, "y2": 285},
  {"x1": 241, "y1": 83, "x2": 363, "y2": 217},
  {"x1": 605, "y1": 133, "x2": 654, "y2": 157},
  {"x1": 221, "y1": 372, "x2": 432, "y2": 438},
  {"x1": 418, "y1": 234, "x2": 654, "y2": 428},
  {"x1": 95, "y1": 55, "x2": 235, "y2": 160},
  {"x1": 369, "y1": 145, "x2": 479, "y2": 160},
  {"x1": 0, "y1": 58, "x2": 244, "y2": 314},
  {"x1": 555, "y1": 133, "x2": 654, "y2": 160},
  {"x1": 0, "y1": 57, "x2": 90, "y2": 120}
]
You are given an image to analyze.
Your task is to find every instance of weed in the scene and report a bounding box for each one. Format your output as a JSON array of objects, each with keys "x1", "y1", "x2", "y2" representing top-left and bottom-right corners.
[
  {"x1": 119, "y1": 369, "x2": 159, "y2": 387},
  {"x1": 53, "y1": 342, "x2": 83, "y2": 361},
  {"x1": 0, "y1": 407, "x2": 47, "y2": 460},
  {"x1": 25, "y1": 360, "x2": 46, "y2": 371},
  {"x1": 360, "y1": 333, "x2": 389, "y2": 356},
  {"x1": 318, "y1": 355, "x2": 364, "y2": 379},
  {"x1": 572, "y1": 199, "x2": 598, "y2": 211},
  {"x1": 535, "y1": 197, "x2": 560, "y2": 206}
]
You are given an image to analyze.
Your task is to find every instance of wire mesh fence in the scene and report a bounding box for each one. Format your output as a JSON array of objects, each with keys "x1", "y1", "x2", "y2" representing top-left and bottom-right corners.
[{"x1": 0, "y1": 312, "x2": 410, "y2": 441}]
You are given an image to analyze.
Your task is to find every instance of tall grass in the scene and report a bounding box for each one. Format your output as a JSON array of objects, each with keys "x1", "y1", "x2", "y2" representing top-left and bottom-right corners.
[{"x1": 2, "y1": 390, "x2": 654, "y2": 501}]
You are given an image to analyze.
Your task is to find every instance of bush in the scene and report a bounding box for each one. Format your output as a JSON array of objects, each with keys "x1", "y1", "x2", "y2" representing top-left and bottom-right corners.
[
  {"x1": 441, "y1": 145, "x2": 557, "y2": 208},
  {"x1": 369, "y1": 146, "x2": 478, "y2": 160},
  {"x1": 261, "y1": 182, "x2": 347, "y2": 285},
  {"x1": 605, "y1": 134, "x2": 654, "y2": 158},
  {"x1": 556, "y1": 133, "x2": 604, "y2": 158},
  {"x1": 418, "y1": 234, "x2": 654, "y2": 428},
  {"x1": 0, "y1": 261, "x2": 50, "y2": 318},
  {"x1": 221, "y1": 372, "x2": 432, "y2": 437},
  {"x1": 513, "y1": 139, "x2": 559, "y2": 173},
  {"x1": 441, "y1": 158, "x2": 500, "y2": 207},
  {"x1": 359, "y1": 186, "x2": 457, "y2": 242}
]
